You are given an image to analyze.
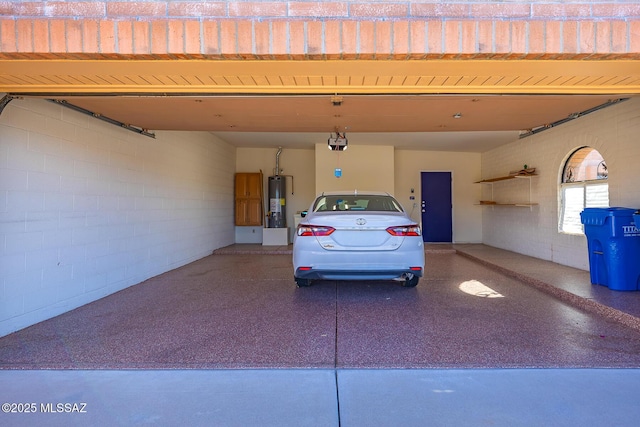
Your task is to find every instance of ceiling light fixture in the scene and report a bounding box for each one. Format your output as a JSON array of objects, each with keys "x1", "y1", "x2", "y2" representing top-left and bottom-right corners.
[{"x1": 453, "y1": 113, "x2": 462, "y2": 119}]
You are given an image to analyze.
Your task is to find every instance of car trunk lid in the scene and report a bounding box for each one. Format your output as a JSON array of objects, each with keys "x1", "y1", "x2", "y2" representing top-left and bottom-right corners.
[{"x1": 308, "y1": 212, "x2": 407, "y2": 251}]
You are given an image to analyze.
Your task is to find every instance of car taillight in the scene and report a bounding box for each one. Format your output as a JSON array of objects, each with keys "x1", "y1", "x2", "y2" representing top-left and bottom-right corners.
[
  {"x1": 386, "y1": 225, "x2": 421, "y2": 236},
  {"x1": 297, "y1": 225, "x2": 336, "y2": 236}
]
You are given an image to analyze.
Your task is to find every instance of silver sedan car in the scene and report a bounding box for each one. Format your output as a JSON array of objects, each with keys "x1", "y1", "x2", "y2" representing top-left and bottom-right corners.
[{"x1": 293, "y1": 191, "x2": 425, "y2": 287}]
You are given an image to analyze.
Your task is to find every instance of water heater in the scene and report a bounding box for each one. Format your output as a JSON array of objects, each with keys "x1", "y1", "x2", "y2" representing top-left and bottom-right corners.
[{"x1": 267, "y1": 175, "x2": 286, "y2": 228}]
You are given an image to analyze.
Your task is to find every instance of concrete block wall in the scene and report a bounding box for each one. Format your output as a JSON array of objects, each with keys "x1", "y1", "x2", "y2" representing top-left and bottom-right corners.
[
  {"x1": 0, "y1": 98, "x2": 235, "y2": 336},
  {"x1": 481, "y1": 97, "x2": 640, "y2": 270}
]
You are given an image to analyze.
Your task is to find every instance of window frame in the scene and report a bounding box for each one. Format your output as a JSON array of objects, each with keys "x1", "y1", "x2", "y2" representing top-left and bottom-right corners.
[{"x1": 558, "y1": 147, "x2": 609, "y2": 235}]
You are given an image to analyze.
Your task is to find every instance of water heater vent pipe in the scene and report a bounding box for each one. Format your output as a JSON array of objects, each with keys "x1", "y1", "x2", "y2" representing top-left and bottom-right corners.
[{"x1": 275, "y1": 146, "x2": 282, "y2": 176}]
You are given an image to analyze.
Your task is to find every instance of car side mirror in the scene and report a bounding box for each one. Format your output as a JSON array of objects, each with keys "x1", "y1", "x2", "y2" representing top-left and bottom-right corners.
[{"x1": 300, "y1": 211, "x2": 307, "y2": 218}]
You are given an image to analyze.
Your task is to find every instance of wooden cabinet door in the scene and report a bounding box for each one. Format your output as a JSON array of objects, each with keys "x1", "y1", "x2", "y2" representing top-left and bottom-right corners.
[
  {"x1": 235, "y1": 198, "x2": 263, "y2": 226},
  {"x1": 247, "y1": 198, "x2": 263, "y2": 225},
  {"x1": 235, "y1": 173, "x2": 262, "y2": 197},
  {"x1": 246, "y1": 173, "x2": 262, "y2": 198},
  {"x1": 235, "y1": 173, "x2": 263, "y2": 226},
  {"x1": 235, "y1": 199, "x2": 248, "y2": 225},
  {"x1": 235, "y1": 173, "x2": 249, "y2": 198}
]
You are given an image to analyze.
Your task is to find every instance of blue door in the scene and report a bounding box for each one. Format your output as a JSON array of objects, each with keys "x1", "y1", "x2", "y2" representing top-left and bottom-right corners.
[{"x1": 421, "y1": 172, "x2": 453, "y2": 242}]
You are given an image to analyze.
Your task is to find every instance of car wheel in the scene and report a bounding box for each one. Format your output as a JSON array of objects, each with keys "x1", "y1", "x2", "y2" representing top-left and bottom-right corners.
[
  {"x1": 403, "y1": 274, "x2": 419, "y2": 288},
  {"x1": 295, "y1": 277, "x2": 312, "y2": 287}
]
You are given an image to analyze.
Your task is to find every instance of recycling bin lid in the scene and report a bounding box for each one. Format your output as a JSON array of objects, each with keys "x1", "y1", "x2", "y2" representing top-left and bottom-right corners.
[
  {"x1": 581, "y1": 207, "x2": 638, "y2": 226},
  {"x1": 582, "y1": 207, "x2": 637, "y2": 215}
]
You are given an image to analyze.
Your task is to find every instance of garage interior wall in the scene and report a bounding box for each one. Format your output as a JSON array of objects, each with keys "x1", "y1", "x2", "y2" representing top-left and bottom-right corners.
[
  {"x1": 236, "y1": 144, "x2": 483, "y2": 244},
  {"x1": 394, "y1": 150, "x2": 482, "y2": 244},
  {"x1": 315, "y1": 143, "x2": 395, "y2": 195},
  {"x1": 3, "y1": 97, "x2": 640, "y2": 336},
  {"x1": 481, "y1": 97, "x2": 640, "y2": 270},
  {"x1": 235, "y1": 146, "x2": 315, "y2": 243},
  {"x1": 0, "y1": 98, "x2": 236, "y2": 336}
]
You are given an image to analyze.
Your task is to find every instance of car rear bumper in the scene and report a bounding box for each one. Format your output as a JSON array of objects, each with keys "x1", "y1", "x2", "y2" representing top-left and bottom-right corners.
[
  {"x1": 294, "y1": 267, "x2": 423, "y2": 281},
  {"x1": 293, "y1": 235, "x2": 425, "y2": 281}
]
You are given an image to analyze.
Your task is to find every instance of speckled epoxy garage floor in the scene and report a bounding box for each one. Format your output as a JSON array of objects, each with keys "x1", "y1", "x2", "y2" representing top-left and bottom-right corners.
[
  {"x1": 3, "y1": 245, "x2": 640, "y2": 427},
  {"x1": 2, "y1": 246, "x2": 640, "y2": 369}
]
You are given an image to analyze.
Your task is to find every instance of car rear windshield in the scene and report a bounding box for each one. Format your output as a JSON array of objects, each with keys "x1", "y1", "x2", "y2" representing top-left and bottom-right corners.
[{"x1": 312, "y1": 195, "x2": 404, "y2": 212}]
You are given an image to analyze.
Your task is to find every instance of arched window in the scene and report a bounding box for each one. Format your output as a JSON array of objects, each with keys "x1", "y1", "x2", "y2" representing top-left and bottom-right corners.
[{"x1": 559, "y1": 147, "x2": 609, "y2": 234}]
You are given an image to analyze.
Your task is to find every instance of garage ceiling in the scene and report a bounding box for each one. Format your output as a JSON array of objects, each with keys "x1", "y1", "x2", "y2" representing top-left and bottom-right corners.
[
  {"x1": 43, "y1": 93, "x2": 623, "y2": 151},
  {"x1": 2, "y1": 59, "x2": 638, "y2": 152}
]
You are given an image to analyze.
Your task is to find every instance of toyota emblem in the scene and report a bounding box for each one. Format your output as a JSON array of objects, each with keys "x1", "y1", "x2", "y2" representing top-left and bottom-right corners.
[{"x1": 356, "y1": 218, "x2": 367, "y2": 225}]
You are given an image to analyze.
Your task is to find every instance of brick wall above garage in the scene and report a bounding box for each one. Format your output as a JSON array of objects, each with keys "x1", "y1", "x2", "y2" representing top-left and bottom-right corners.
[{"x1": 1, "y1": 1, "x2": 639, "y2": 59}]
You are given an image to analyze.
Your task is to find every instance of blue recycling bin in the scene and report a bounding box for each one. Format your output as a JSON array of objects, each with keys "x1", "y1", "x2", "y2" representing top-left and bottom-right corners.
[{"x1": 580, "y1": 207, "x2": 640, "y2": 291}]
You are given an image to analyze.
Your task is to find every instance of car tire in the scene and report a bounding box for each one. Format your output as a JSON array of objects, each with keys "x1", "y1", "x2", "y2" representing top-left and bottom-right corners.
[
  {"x1": 403, "y1": 274, "x2": 419, "y2": 287},
  {"x1": 295, "y1": 277, "x2": 312, "y2": 287}
]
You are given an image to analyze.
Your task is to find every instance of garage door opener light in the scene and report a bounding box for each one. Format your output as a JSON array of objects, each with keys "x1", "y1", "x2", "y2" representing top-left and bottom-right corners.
[{"x1": 328, "y1": 132, "x2": 347, "y2": 151}]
